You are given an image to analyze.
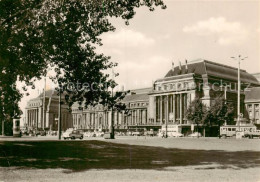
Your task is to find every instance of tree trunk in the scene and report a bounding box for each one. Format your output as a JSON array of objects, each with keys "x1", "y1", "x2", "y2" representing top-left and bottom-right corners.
[
  {"x1": 197, "y1": 124, "x2": 199, "y2": 138},
  {"x1": 218, "y1": 121, "x2": 221, "y2": 139}
]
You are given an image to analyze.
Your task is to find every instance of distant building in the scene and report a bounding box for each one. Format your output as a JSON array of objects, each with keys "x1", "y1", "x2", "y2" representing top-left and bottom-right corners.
[
  {"x1": 71, "y1": 88, "x2": 151, "y2": 131},
  {"x1": 25, "y1": 90, "x2": 72, "y2": 131},
  {"x1": 71, "y1": 59, "x2": 260, "y2": 136},
  {"x1": 245, "y1": 87, "x2": 260, "y2": 125}
]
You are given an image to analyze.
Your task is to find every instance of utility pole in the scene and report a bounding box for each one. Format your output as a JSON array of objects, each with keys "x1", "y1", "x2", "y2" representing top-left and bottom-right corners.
[
  {"x1": 58, "y1": 88, "x2": 62, "y2": 140},
  {"x1": 109, "y1": 68, "x2": 115, "y2": 139},
  {"x1": 165, "y1": 96, "x2": 168, "y2": 138},
  {"x1": 231, "y1": 55, "x2": 247, "y2": 131},
  {"x1": 1, "y1": 93, "x2": 5, "y2": 136},
  {"x1": 224, "y1": 85, "x2": 227, "y2": 125},
  {"x1": 42, "y1": 77, "x2": 46, "y2": 129},
  {"x1": 1, "y1": 119, "x2": 3, "y2": 136}
]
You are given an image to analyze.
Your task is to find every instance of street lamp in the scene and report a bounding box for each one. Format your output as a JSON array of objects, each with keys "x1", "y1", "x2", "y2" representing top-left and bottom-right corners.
[
  {"x1": 231, "y1": 55, "x2": 248, "y2": 130},
  {"x1": 58, "y1": 86, "x2": 62, "y2": 140}
]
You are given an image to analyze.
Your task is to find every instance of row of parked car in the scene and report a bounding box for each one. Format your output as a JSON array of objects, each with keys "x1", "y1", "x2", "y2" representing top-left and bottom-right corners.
[
  {"x1": 21, "y1": 127, "x2": 202, "y2": 138},
  {"x1": 62, "y1": 128, "x2": 106, "y2": 140},
  {"x1": 158, "y1": 131, "x2": 202, "y2": 138}
]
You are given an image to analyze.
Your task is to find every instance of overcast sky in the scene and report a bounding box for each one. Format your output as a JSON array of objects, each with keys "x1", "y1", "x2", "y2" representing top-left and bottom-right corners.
[{"x1": 19, "y1": 0, "x2": 260, "y2": 120}]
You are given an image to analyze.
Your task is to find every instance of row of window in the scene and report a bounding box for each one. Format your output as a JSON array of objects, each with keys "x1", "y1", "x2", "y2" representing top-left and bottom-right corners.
[
  {"x1": 28, "y1": 102, "x2": 41, "y2": 107},
  {"x1": 156, "y1": 82, "x2": 194, "y2": 91},
  {"x1": 248, "y1": 104, "x2": 259, "y2": 109},
  {"x1": 130, "y1": 102, "x2": 148, "y2": 108}
]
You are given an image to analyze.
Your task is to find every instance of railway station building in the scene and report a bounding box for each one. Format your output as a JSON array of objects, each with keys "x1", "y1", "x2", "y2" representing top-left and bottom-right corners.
[
  {"x1": 71, "y1": 59, "x2": 260, "y2": 134},
  {"x1": 25, "y1": 59, "x2": 260, "y2": 134}
]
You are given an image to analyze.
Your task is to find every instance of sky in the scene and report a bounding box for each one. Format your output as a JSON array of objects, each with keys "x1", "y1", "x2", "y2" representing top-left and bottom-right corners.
[{"x1": 18, "y1": 0, "x2": 260, "y2": 121}]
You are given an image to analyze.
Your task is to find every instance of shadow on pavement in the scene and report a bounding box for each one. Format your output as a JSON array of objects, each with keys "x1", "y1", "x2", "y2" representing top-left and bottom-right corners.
[{"x1": 0, "y1": 140, "x2": 260, "y2": 172}]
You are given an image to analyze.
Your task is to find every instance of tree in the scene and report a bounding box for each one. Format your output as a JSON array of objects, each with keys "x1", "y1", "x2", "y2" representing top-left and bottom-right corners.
[
  {"x1": 186, "y1": 97, "x2": 207, "y2": 138},
  {"x1": 206, "y1": 96, "x2": 235, "y2": 138},
  {"x1": 0, "y1": 0, "x2": 166, "y2": 134}
]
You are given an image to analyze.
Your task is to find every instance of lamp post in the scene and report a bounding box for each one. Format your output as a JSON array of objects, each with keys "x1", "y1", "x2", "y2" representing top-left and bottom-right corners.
[
  {"x1": 109, "y1": 68, "x2": 115, "y2": 139},
  {"x1": 165, "y1": 96, "x2": 168, "y2": 138},
  {"x1": 42, "y1": 77, "x2": 46, "y2": 130},
  {"x1": 1, "y1": 94, "x2": 4, "y2": 136},
  {"x1": 58, "y1": 87, "x2": 62, "y2": 140},
  {"x1": 231, "y1": 55, "x2": 248, "y2": 130}
]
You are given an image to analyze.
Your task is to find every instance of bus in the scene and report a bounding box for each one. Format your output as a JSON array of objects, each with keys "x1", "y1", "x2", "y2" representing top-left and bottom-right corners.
[
  {"x1": 220, "y1": 125, "x2": 260, "y2": 138},
  {"x1": 159, "y1": 125, "x2": 183, "y2": 137}
]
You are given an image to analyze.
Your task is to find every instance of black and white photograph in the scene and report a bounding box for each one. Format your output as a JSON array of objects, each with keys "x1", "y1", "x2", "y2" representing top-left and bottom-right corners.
[{"x1": 0, "y1": 0, "x2": 260, "y2": 181}]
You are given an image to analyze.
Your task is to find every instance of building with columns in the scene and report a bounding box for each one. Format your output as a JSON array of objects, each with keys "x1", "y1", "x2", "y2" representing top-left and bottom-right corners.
[
  {"x1": 70, "y1": 59, "x2": 260, "y2": 135},
  {"x1": 148, "y1": 59, "x2": 259, "y2": 131},
  {"x1": 25, "y1": 90, "x2": 73, "y2": 131},
  {"x1": 71, "y1": 87, "x2": 151, "y2": 131}
]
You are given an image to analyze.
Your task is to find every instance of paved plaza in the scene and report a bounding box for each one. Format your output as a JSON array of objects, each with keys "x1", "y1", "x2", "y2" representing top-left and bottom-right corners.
[{"x1": 0, "y1": 136, "x2": 260, "y2": 181}]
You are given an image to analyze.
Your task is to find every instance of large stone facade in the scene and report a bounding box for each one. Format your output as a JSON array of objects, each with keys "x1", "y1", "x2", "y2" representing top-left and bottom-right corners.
[
  {"x1": 25, "y1": 90, "x2": 73, "y2": 131},
  {"x1": 71, "y1": 87, "x2": 151, "y2": 131},
  {"x1": 71, "y1": 59, "x2": 260, "y2": 134},
  {"x1": 24, "y1": 59, "x2": 260, "y2": 133}
]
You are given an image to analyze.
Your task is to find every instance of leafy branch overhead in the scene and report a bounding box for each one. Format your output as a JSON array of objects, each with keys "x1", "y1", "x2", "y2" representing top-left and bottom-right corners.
[{"x1": 0, "y1": 0, "x2": 166, "y2": 122}]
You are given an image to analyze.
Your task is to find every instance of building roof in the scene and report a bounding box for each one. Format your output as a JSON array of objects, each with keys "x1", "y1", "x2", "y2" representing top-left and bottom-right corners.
[
  {"x1": 252, "y1": 72, "x2": 260, "y2": 82},
  {"x1": 245, "y1": 87, "x2": 260, "y2": 102},
  {"x1": 37, "y1": 90, "x2": 58, "y2": 98},
  {"x1": 163, "y1": 59, "x2": 259, "y2": 85},
  {"x1": 122, "y1": 93, "x2": 149, "y2": 103},
  {"x1": 128, "y1": 87, "x2": 152, "y2": 94},
  {"x1": 71, "y1": 87, "x2": 151, "y2": 109}
]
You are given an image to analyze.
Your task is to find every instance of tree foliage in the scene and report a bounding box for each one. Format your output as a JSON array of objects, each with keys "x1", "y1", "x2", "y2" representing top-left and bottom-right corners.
[
  {"x1": 0, "y1": 0, "x2": 166, "y2": 124},
  {"x1": 186, "y1": 97, "x2": 207, "y2": 129},
  {"x1": 206, "y1": 96, "x2": 235, "y2": 126}
]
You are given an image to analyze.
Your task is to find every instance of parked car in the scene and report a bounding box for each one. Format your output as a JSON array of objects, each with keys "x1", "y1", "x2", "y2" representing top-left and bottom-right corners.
[
  {"x1": 90, "y1": 132, "x2": 96, "y2": 137},
  {"x1": 188, "y1": 132, "x2": 202, "y2": 138},
  {"x1": 83, "y1": 132, "x2": 91, "y2": 137},
  {"x1": 69, "y1": 130, "x2": 84, "y2": 140},
  {"x1": 169, "y1": 132, "x2": 184, "y2": 137},
  {"x1": 36, "y1": 129, "x2": 46, "y2": 136},
  {"x1": 96, "y1": 132, "x2": 104, "y2": 137},
  {"x1": 63, "y1": 129, "x2": 73, "y2": 139}
]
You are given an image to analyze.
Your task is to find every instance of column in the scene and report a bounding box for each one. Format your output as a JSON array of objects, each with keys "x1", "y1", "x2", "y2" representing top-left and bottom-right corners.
[
  {"x1": 160, "y1": 96, "x2": 163, "y2": 125},
  {"x1": 25, "y1": 109, "x2": 28, "y2": 127},
  {"x1": 25, "y1": 109, "x2": 27, "y2": 127},
  {"x1": 144, "y1": 110, "x2": 147, "y2": 124},
  {"x1": 36, "y1": 108, "x2": 38, "y2": 128},
  {"x1": 176, "y1": 94, "x2": 179, "y2": 121},
  {"x1": 108, "y1": 111, "x2": 111, "y2": 128},
  {"x1": 32, "y1": 110, "x2": 34, "y2": 127},
  {"x1": 36, "y1": 109, "x2": 38, "y2": 128},
  {"x1": 148, "y1": 96, "x2": 156, "y2": 122},
  {"x1": 32, "y1": 109, "x2": 35, "y2": 128},
  {"x1": 119, "y1": 112, "x2": 121, "y2": 126},
  {"x1": 31, "y1": 110, "x2": 33, "y2": 127},
  {"x1": 142, "y1": 110, "x2": 145, "y2": 124},
  {"x1": 166, "y1": 95, "x2": 169, "y2": 125},
  {"x1": 86, "y1": 112, "x2": 90, "y2": 128},
  {"x1": 28, "y1": 110, "x2": 30, "y2": 127},
  {"x1": 172, "y1": 94, "x2": 176, "y2": 123},
  {"x1": 187, "y1": 93, "x2": 191, "y2": 107},
  {"x1": 136, "y1": 109, "x2": 139, "y2": 125},
  {"x1": 180, "y1": 93, "x2": 183, "y2": 124},
  {"x1": 38, "y1": 107, "x2": 42, "y2": 129},
  {"x1": 116, "y1": 111, "x2": 118, "y2": 126}
]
